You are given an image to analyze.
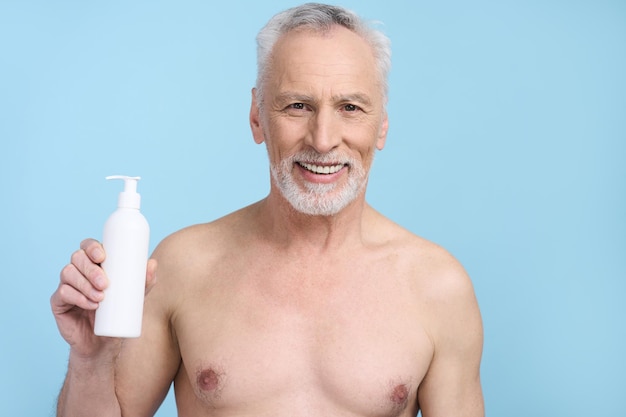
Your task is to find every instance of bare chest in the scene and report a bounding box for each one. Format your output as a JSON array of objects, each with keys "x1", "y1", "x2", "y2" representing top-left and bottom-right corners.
[{"x1": 173, "y1": 255, "x2": 432, "y2": 416}]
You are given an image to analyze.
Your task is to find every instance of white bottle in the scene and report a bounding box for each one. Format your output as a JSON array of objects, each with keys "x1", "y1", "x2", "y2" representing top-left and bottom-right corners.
[{"x1": 94, "y1": 175, "x2": 150, "y2": 338}]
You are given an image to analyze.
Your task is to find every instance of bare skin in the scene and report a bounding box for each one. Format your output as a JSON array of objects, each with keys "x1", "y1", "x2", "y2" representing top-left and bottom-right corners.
[{"x1": 51, "y1": 25, "x2": 483, "y2": 417}]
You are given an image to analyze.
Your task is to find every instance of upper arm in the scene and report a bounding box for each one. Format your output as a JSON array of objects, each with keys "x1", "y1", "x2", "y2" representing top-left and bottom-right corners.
[
  {"x1": 114, "y1": 240, "x2": 183, "y2": 417},
  {"x1": 417, "y1": 256, "x2": 484, "y2": 417}
]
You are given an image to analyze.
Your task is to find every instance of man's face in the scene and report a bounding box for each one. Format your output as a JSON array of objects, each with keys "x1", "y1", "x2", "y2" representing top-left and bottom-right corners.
[{"x1": 250, "y1": 25, "x2": 389, "y2": 216}]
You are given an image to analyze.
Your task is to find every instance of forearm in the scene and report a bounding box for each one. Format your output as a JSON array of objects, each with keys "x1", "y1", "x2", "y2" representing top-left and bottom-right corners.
[{"x1": 57, "y1": 351, "x2": 122, "y2": 417}]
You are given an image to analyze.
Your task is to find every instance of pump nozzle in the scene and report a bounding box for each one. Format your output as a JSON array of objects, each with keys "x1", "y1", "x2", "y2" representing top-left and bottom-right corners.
[{"x1": 107, "y1": 175, "x2": 142, "y2": 209}]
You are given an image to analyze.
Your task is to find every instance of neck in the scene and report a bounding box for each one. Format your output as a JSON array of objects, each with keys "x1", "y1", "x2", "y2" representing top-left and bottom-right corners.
[{"x1": 256, "y1": 187, "x2": 369, "y2": 254}]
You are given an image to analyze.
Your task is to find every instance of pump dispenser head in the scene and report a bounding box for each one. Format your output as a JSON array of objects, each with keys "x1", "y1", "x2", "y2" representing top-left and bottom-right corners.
[{"x1": 107, "y1": 175, "x2": 141, "y2": 209}]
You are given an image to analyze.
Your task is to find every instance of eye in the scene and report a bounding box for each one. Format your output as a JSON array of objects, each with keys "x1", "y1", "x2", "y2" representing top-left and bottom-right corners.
[
  {"x1": 343, "y1": 103, "x2": 360, "y2": 112},
  {"x1": 284, "y1": 102, "x2": 312, "y2": 116}
]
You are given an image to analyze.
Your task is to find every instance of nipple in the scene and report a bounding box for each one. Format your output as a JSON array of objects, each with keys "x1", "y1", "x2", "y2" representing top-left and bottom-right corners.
[
  {"x1": 197, "y1": 368, "x2": 222, "y2": 392},
  {"x1": 390, "y1": 383, "x2": 409, "y2": 405}
]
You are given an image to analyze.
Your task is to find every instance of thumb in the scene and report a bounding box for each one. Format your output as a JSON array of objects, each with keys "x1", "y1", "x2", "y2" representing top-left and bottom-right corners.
[{"x1": 145, "y1": 258, "x2": 158, "y2": 295}]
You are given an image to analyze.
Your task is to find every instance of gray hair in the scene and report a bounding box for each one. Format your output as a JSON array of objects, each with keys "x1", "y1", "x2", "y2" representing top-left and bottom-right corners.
[{"x1": 255, "y1": 2, "x2": 392, "y2": 108}]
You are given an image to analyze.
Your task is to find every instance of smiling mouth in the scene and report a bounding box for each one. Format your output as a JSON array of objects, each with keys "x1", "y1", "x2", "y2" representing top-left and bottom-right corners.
[{"x1": 297, "y1": 161, "x2": 346, "y2": 175}]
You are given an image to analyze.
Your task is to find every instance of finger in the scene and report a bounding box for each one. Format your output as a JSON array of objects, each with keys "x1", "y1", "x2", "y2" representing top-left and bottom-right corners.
[
  {"x1": 145, "y1": 258, "x2": 158, "y2": 295},
  {"x1": 80, "y1": 238, "x2": 105, "y2": 264},
  {"x1": 52, "y1": 283, "x2": 100, "y2": 312},
  {"x1": 61, "y1": 262, "x2": 105, "y2": 303},
  {"x1": 70, "y1": 248, "x2": 108, "y2": 291}
]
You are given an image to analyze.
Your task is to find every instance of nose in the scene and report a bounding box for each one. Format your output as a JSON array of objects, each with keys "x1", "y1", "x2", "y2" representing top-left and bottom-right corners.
[{"x1": 305, "y1": 107, "x2": 341, "y2": 154}]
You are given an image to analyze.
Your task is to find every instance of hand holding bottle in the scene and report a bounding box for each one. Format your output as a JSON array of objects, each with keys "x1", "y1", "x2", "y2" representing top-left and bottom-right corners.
[
  {"x1": 50, "y1": 239, "x2": 157, "y2": 358},
  {"x1": 51, "y1": 175, "x2": 153, "y2": 358}
]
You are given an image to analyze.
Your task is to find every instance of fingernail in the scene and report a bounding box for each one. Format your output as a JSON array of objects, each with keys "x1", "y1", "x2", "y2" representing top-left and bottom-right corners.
[
  {"x1": 93, "y1": 248, "x2": 104, "y2": 261},
  {"x1": 95, "y1": 274, "x2": 107, "y2": 289}
]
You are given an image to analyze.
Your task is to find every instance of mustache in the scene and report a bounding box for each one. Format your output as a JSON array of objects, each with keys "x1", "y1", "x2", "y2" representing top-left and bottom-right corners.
[{"x1": 287, "y1": 149, "x2": 356, "y2": 166}]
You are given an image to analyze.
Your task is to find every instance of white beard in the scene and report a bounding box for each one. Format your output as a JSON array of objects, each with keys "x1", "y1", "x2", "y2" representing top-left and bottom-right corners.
[{"x1": 270, "y1": 149, "x2": 369, "y2": 216}]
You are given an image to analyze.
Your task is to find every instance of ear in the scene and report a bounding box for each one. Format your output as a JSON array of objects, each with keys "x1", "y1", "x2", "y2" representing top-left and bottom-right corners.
[
  {"x1": 376, "y1": 112, "x2": 389, "y2": 150},
  {"x1": 250, "y1": 88, "x2": 265, "y2": 145}
]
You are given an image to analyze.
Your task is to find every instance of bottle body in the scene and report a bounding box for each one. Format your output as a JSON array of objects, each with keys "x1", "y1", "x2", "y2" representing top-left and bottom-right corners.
[{"x1": 94, "y1": 207, "x2": 150, "y2": 337}]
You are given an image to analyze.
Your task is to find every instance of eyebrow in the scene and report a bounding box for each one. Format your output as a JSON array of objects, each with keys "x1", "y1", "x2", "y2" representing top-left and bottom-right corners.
[
  {"x1": 274, "y1": 91, "x2": 373, "y2": 107},
  {"x1": 334, "y1": 93, "x2": 373, "y2": 107},
  {"x1": 274, "y1": 92, "x2": 314, "y2": 105}
]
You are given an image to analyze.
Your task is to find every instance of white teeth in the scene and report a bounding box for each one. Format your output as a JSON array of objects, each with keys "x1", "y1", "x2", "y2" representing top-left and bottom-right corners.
[{"x1": 299, "y1": 162, "x2": 344, "y2": 174}]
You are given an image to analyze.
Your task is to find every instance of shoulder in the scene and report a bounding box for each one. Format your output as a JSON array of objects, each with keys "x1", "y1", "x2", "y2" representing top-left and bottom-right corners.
[
  {"x1": 147, "y1": 206, "x2": 256, "y2": 313},
  {"x1": 367, "y1": 207, "x2": 480, "y2": 331},
  {"x1": 367, "y1": 207, "x2": 469, "y2": 284},
  {"x1": 148, "y1": 205, "x2": 258, "y2": 298},
  {"x1": 152, "y1": 204, "x2": 253, "y2": 265},
  {"x1": 400, "y1": 233, "x2": 482, "y2": 361},
  {"x1": 402, "y1": 229, "x2": 479, "y2": 329}
]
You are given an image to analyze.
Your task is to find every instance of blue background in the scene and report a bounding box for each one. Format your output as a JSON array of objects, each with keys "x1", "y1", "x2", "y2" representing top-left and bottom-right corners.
[{"x1": 1, "y1": 1, "x2": 624, "y2": 416}]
